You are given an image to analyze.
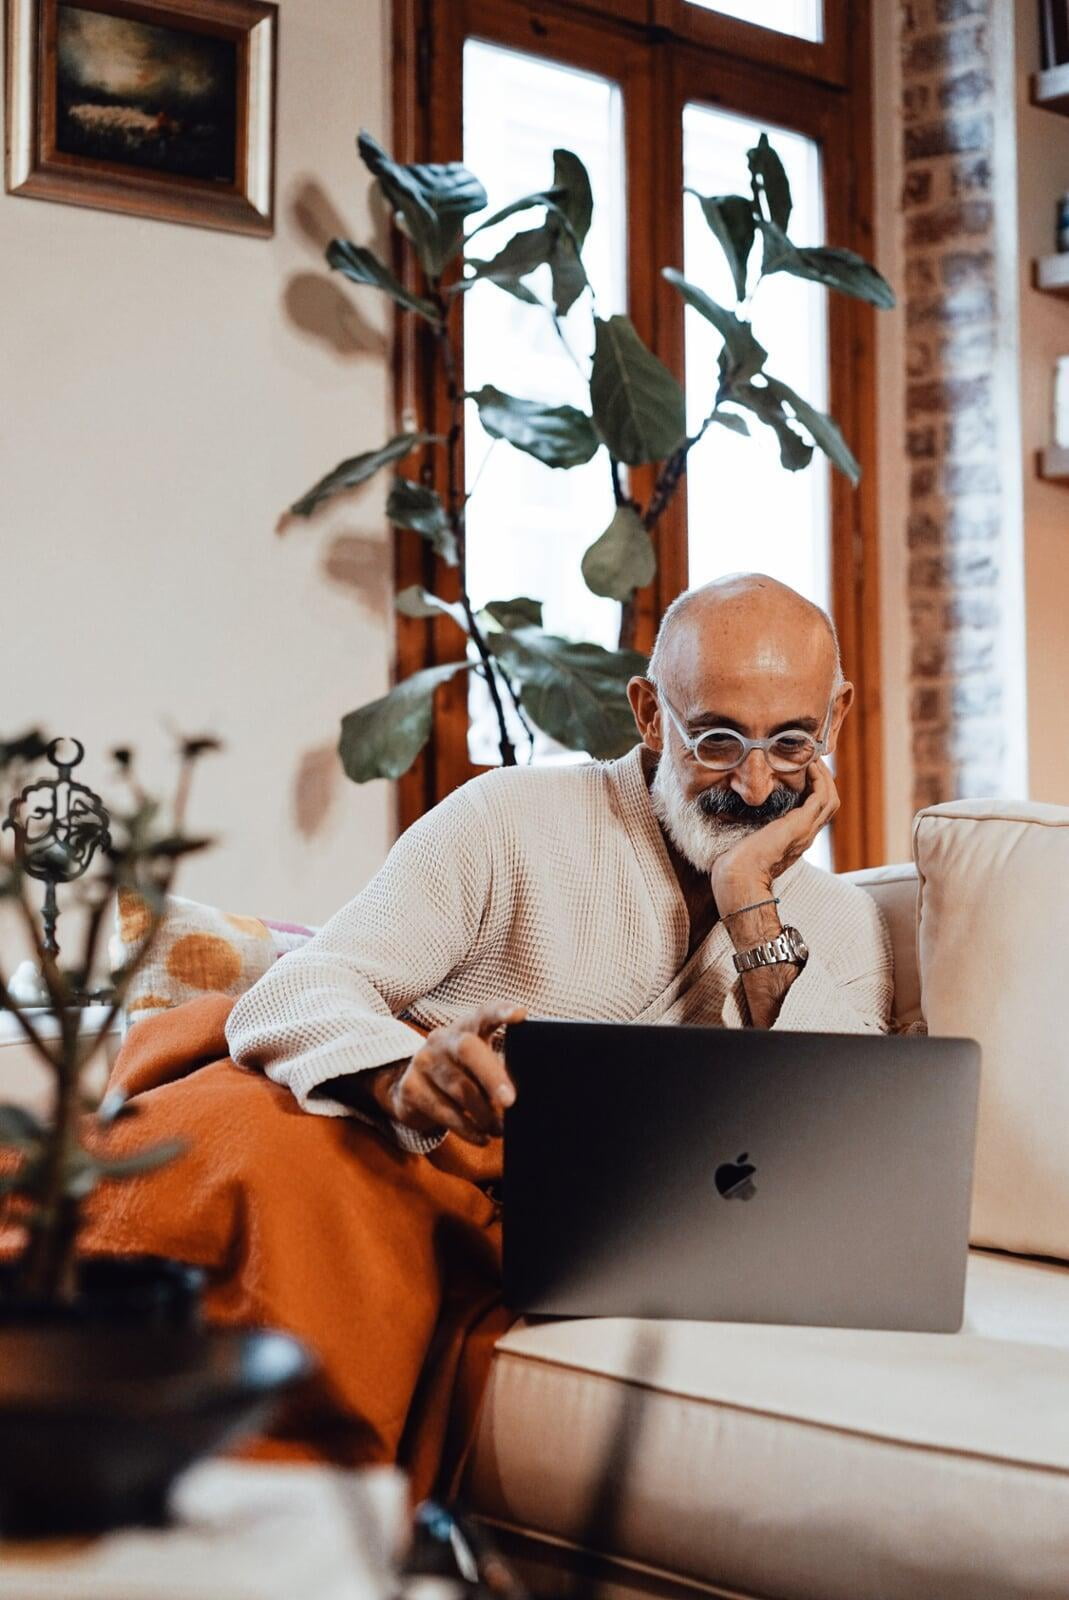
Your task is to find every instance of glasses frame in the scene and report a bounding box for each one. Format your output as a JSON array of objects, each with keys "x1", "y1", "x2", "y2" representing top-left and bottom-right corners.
[{"x1": 655, "y1": 686, "x2": 833, "y2": 774}]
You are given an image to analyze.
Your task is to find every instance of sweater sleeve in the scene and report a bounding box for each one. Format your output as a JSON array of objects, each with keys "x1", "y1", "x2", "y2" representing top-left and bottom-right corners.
[
  {"x1": 769, "y1": 890, "x2": 894, "y2": 1035},
  {"x1": 224, "y1": 782, "x2": 491, "y2": 1152}
]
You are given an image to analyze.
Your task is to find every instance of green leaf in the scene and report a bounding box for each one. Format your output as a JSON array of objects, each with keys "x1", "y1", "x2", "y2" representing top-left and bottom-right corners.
[
  {"x1": 357, "y1": 130, "x2": 487, "y2": 276},
  {"x1": 733, "y1": 383, "x2": 814, "y2": 472},
  {"x1": 339, "y1": 662, "x2": 471, "y2": 783},
  {"x1": 0, "y1": 1103, "x2": 45, "y2": 1151},
  {"x1": 662, "y1": 270, "x2": 767, "y2": 385},
  {"x1": 395, "y1": 585, "x2": 468, "y2": 631},
  {"x1": 386, "y1": 478, "x2": 458, "y2": 565},
  {"x1": 589, "y1": 316, "x2": 687, "y2": 466},
  {"x1": 709, "y1": 409, "x2": 750, "y2": 436},
  {"x1": 761, "y1": 376, "x2": 860, "y2": 483},
  {"x1": 325, "y1": 240, "x2": 441, "y2": 323},
  {"x1": 547, "y1": 149, "x2": 593, "y2": 315},
  {"x1": 469, "y1": 385, "x2": 600, "y2": 468},
  {"x1": 687, "y1": 191, "x2": 755, "y2": 302},
  {"x1": 581, "y1": 506, "x2": 656, "y2": 601},
  {"x1": 466, "y1": 185, "x2": 569, "y2": 239},
  {"x1": 465, "y1": 225, "x2": 554, "y2": 302},
  {"x1": 92, "y1": 1139, "x2": 187, "y2": 1180},
  {"x1": 747, "y1": 133, "x2": 792, "y2": 230},
  {"x1": 757, "y1": 222, "x2": 895, "y2": 308},
  {"x1": 291, "y1": 433, "x2": 435, "y2": 518},
  {"x1": 482, "y1": 597, "x2": 544, "y2": 630},
  {"x1": 487, "y1": 628, "x2": 646, "y2": 758}
]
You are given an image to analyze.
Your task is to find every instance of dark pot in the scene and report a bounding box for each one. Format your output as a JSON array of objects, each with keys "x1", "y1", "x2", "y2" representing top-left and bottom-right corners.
[
  {"x1": 0, "y1": 1254, "x2": 205, "y2": 1329},
  {"x1": 0, "y1": 1258, "x2": 312, "y2": 1538}
]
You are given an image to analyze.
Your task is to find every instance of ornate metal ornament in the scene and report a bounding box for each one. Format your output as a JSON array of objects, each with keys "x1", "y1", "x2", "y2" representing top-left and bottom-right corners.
[{"x1": 2, "y1": 738, "x2": 112, "y2": 961}]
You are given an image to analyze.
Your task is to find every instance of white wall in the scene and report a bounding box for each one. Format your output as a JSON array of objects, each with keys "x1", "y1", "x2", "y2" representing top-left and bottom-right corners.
[
  {"x1": 1, "y1": 0, "x2": 395, "y2": 937},
  {"x1": 1015, "y1": 0, "x2": 1069, "y2": 807}
]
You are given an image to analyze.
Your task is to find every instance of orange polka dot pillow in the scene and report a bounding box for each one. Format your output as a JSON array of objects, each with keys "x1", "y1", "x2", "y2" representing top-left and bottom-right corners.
[{"x1": 111, "y1": 889, "x2": 317, "y2": 1028}]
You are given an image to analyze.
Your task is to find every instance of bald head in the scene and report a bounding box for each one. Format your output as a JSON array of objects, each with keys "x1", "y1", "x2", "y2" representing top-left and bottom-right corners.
[{"x1": 648, "y1": 574, "x2": 842, "y2": 697}]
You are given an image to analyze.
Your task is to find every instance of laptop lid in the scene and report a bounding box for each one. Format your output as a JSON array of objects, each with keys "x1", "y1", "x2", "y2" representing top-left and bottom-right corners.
[{"x1": 503, "y1": 1021, "x2": 981, "y2": 1333}]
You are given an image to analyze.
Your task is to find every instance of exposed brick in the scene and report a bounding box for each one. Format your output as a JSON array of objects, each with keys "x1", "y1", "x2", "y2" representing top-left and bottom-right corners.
[
  {"x1": 913, "y1": 771, "x2": 950, "y2": 810},
  {"x1": 938, "y1": 69, "x2": 993, "y2": 108},
  {"x1": 914, "y1": 728, "x2": 952, "y2": 766},
  {"x1": 950, "y1": 154, "x2": 993, "y2": 195},
  {"x1": 936, "y1": 326, "x2": 997, "y2": 376},
  {"x1": 944, "y1": 594, "x2": 999, "y2": 629},
  {"x1": 942, "y1": 410, "x2": 997, "y2": 458},
  {"x1": 906, "y1": 338, "x2": 934, "y2": 377},
  {"x1": 902, "y1": 168, "x2": 934, "y2": 209},
  {"x1": 911, "y1": 464, "x2": 938, "y2": 498},
  {"x1": 907, "y1": 374, "x2": 990, "y2": 417},
  {"x1": 941, "y1": 248, "x2": 994, "y2": 286},
  {"x1": 906, "y1": 257, "x2": 939, "y2": 295},
  {"x1": 906, "y1": 285, "x2": 995, "y2": 327},
  {"x1": 908, "y1": 425, "x2": 939, "y2": 457},
  {"x1": 941, "y1": 460, "x2": 1000, "y2": 495},
  {"x1": 902, "y1": 82, "x2": 933, "y2": 122},
  {"x1": 935, "y1": 0, "x2": 987, "y2": 19},
  {"x1": 944, "y1": 507, "x2": 1000, "y2": 542},
  {"x1": 905, "y1": 200, "x2": 993, "y2": 246},
  {"x1": 904, "y1": 113, "x2": 992, "y2": 161},
  {"x1": 902, "y1": 27, "x2": 987, "y2": 76},
  {"x1": 912, "y1": 638, "x2": 947, "y2": 678},
  {"x1": 908, "y1": 511, "x2": 943, "y2": 547},
  {"x1": 913, "y1": 685, "x2": 949, "y2": 723}
]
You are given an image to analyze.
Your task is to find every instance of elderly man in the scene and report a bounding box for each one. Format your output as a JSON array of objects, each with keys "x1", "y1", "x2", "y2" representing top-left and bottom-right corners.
[{"x1": 226, "y1": 572, "x2": 893, "y2": 1149}]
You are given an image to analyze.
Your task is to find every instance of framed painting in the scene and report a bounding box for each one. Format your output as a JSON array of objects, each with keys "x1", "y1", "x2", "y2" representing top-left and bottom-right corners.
[{"x1": 5, "y1": 0, "x2": 277, "y2": 235}]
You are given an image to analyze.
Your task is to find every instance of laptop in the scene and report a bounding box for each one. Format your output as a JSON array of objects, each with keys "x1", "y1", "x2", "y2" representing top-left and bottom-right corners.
[{"x1": 502, "y1": 1020, "x2": 981, "y2": 1333}]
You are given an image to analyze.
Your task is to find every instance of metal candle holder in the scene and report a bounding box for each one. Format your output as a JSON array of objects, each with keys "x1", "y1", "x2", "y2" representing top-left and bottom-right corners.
[{"x1": 2, "y1": 737, "x2": 112, "y2": 964}]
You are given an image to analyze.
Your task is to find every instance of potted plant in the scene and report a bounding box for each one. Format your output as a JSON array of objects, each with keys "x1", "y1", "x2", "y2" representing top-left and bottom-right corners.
[
  {"x1": 287, "y1": 130, "x2": 894, "y2": 781},
  {"x1": 0, "y1": 731, "x2": 310, "y2": 1538}
]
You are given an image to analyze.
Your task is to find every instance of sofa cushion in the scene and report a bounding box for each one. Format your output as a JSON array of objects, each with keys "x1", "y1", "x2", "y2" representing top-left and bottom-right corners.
[
  {"x1": 466, "y1": 1251, "x2": 1069, "y2": 1600},
  {"x1": 841, "y1": 863, "x2": 920, "y2": 1031},
  {"x1": 914, "y1": 800, "x2": 1069, "y2": 1260},
  {"x1": 110, "y1": 890, "x2": 316, "y2": 1027}
]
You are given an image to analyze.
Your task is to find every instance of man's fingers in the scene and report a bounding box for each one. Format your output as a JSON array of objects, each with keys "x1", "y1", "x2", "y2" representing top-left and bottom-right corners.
[
  {"x1": 469, "y1": 1002, "x2": 528, "y2": 1040},
  {"x1": 435, "y1": 1058, "x2": 499, "y2": 1135},
  {"x1": 401, "y1": 1070, "x2": 491, "y2": 1146},
  {"x1": 453, "y1": 1030, "x2": 516, "y2": 1110}
]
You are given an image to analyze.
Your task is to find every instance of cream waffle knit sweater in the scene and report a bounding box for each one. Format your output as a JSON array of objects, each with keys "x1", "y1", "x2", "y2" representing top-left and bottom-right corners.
[{"x1": 225, "y1": 745, "x2": 894, "y2": 1152}]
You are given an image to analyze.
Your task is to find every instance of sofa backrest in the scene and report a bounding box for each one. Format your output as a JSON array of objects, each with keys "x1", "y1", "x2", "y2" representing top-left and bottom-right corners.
[{"x1": 841, "y1": 862, "x2": 920, "y2": 1032}]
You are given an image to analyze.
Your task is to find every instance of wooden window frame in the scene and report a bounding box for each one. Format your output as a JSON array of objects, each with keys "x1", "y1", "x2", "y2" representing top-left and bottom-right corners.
[{"x1": 390, "y1": 0, "x2": 883, "y2": 872}]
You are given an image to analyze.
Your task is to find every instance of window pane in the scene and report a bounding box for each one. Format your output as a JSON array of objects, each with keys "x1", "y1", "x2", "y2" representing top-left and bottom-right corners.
[
  {"x1": 462, "y1": 40, "x2": 627, "y2": 766},
  {"x1": 682, "y1": 103, "x2": 832, "y2": 866},
  {"x1": 685, "y1": 0, "x2": 822, "y2": 42}
]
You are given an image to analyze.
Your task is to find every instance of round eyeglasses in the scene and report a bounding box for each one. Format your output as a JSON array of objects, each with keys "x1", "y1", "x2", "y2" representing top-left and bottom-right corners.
[{"x1": 657, "y1": 688, "x2": 831, "y2": 775}]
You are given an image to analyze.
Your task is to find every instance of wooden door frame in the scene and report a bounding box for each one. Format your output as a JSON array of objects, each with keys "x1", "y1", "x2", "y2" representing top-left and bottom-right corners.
[{"x1": 389, "y1": 0, "x2": 884, "y2": 871}]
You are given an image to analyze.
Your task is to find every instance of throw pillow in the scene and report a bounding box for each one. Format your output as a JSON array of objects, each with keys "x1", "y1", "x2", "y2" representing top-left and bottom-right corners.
[{"x1": 111, "y1": 890, "x2": 316, "y2": 1028}]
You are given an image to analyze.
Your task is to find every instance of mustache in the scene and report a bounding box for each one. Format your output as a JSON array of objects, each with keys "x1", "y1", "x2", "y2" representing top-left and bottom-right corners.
[{"x1": 696, "y1": 783, "x2": 801, "y2": 825}]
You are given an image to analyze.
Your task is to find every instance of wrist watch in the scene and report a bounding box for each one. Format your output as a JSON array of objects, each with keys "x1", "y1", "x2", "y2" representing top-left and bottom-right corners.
[{"x1": 732, "y1": 925, "x2": 809, "y2": 974}]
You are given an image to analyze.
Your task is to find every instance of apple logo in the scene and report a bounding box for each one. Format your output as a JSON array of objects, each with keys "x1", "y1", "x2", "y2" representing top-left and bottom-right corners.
[{"x1": 714, "y1": 1152, "x2": 758, "y2": 1201}]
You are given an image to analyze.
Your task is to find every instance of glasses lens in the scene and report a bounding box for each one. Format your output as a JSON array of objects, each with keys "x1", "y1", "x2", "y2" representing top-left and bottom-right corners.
[
  {"x1": 693, "y1": 731, "x2": 748, "y2": 770},
  {"x1": 767, "y1": 734, "x2": 818, "y2": 772}
]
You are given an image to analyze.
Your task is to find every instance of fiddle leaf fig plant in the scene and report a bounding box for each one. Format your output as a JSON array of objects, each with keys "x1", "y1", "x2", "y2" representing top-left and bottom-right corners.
[
  {"x1": 0, "y1": 732, "x2": 218, "y2": 1305},
  {"x1": 288, "y1": 127, "x2": 894, "y2": 782}
]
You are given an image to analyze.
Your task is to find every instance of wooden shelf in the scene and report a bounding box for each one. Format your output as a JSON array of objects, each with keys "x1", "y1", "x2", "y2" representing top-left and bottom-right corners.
[
  {"x1": 1039, "y1": 446, "x2": 1069, "y2": 482},
  {"x1": 1035, "y1": 254, "x2": 1069, "y2": 295},
  {"x1": 1032, "y1": 63, "x2": 1069, "y2": 115}
]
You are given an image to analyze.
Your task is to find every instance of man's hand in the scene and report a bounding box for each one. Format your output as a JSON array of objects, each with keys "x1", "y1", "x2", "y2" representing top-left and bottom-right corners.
[
  {"x1": 710, "y1": 758, "x2": 840, "y2": 913},
  {"x1": 377, "y1": 1002, "x2": 527, "y2": 1146}
]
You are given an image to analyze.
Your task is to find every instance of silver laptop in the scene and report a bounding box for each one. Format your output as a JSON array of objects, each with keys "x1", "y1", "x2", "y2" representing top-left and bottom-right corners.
[{"x1": 502, "y1": 1020, "x2": 981, "y2": 1333}]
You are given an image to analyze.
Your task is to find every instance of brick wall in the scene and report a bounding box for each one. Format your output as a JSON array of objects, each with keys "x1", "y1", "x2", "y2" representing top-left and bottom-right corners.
[{"x1": 900, "y1": 0, "x2": 1009, "y2": 810}]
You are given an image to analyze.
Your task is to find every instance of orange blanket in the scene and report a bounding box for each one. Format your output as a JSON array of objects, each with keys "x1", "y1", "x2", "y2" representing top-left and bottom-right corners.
[{"x1": 77, "y1": 994, "x2": 512, "y2": 1502}]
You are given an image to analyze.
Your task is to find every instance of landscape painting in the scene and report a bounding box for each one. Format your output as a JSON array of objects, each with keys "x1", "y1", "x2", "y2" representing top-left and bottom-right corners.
[
  {"x1": 55, "y1": 5, "x2": 238, "y2": 184},
  {"x1": 5, "y1": 0, "x2": 277, "y2": 236}
]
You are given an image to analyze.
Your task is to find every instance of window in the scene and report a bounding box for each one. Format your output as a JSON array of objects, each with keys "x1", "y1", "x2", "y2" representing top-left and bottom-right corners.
[
  {"x1": 684, "y1": 0, "x2": 822, "y2": 42},
  {"x1": 393, "y1": 0, "x2": 881, "y2": 870}
]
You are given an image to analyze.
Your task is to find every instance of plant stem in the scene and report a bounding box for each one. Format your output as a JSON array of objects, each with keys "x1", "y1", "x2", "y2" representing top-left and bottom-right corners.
[{"x1": 432, "y1": 289, "x2": 516, "y2": 768}]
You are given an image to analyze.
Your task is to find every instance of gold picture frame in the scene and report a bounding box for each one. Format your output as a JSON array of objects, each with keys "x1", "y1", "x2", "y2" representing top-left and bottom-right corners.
[{"x1": 5, "y1": 0, "x2": 277, "y2": 236}]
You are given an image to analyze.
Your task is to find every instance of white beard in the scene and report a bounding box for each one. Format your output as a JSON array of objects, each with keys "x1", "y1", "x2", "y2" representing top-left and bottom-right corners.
[{"x1": 649, "y1": 752, "x2": 760, "y2": 874}]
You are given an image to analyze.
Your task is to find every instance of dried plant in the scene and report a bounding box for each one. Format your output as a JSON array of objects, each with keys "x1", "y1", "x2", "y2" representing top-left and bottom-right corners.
[{"x1": 0, "y1": 731, "x2": 219, "y2": 1305}]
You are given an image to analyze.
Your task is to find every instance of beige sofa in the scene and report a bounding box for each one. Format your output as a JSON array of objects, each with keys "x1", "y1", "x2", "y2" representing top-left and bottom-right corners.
[
  {"x1": 2, "y1": 801, "x2": 1067, "y2": 1598},
  {"x1": 463, "y1": 802, "x2": 1069, "y2": 1600}
]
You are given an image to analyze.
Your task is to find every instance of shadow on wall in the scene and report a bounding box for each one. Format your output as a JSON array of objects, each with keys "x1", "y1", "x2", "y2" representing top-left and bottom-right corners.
[{"x1": 280, "y1": 177, "x2": 396, "y2": 843}]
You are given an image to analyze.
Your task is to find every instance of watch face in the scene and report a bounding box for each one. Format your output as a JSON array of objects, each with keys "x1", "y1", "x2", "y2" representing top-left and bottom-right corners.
[{"x1": 783, "y1": 927, "x2": 808, "y2": 962}]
